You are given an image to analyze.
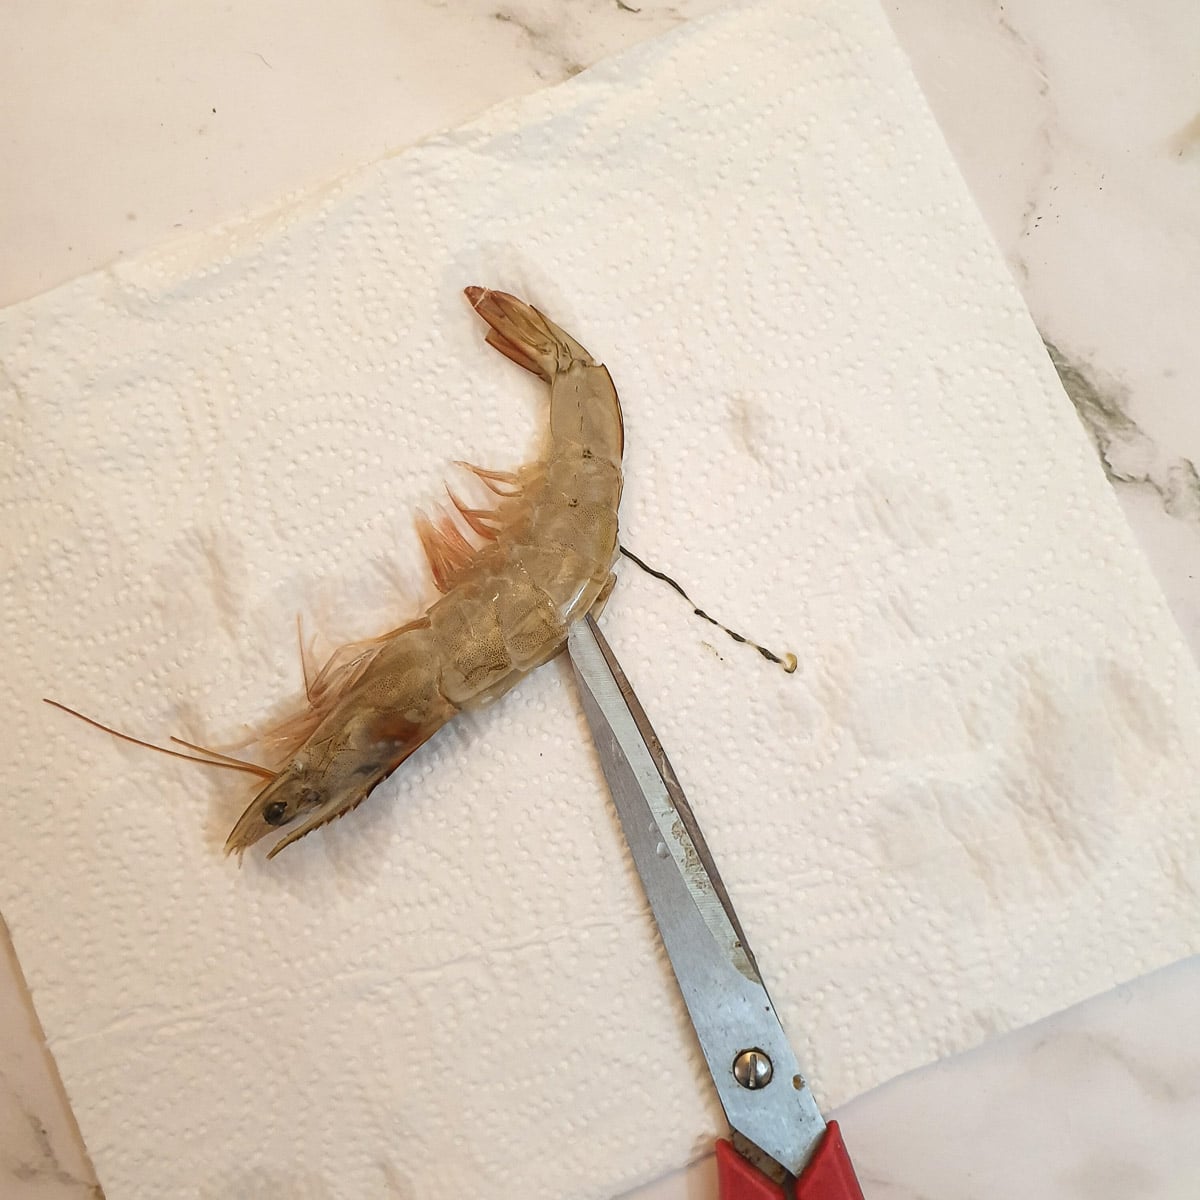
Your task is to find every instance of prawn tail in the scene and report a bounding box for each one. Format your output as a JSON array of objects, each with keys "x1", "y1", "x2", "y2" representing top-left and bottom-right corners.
[{"x1": 464, "y1": 286, "x2": 593, "y2": 380}]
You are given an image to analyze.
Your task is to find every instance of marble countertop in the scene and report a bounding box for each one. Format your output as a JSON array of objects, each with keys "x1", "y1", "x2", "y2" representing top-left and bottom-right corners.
[{"x1": 3, "y1": 1, "x2": 1198, "y2": 1196}]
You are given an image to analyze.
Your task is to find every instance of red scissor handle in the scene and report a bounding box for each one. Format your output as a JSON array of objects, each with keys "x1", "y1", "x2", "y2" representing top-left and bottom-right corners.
[{"x1": 715, "y1": 1121, "x2": 865, "y2": 1200}]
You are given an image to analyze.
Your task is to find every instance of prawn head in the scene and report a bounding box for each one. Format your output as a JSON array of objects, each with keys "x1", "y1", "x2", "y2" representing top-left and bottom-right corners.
[{"x1": 225, "y1": 628, "x2": 457, "y2": 859}]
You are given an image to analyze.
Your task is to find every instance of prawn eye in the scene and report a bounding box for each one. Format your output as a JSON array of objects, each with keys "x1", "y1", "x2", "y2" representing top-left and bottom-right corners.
[{"x1": 263, "y1": 800, "x2": 289, "y2": 826}]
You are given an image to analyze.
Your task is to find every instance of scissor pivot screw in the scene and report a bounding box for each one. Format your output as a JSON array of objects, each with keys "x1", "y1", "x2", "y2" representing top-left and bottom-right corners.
[{"x1": 732, "y1": 1048, "x2": 773, "y2": 1090}]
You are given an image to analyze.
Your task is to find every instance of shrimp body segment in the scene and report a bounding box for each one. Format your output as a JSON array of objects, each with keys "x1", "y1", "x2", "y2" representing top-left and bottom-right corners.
[{"x1": 225, "y1": 288, "x2": 624, "y2": 857}]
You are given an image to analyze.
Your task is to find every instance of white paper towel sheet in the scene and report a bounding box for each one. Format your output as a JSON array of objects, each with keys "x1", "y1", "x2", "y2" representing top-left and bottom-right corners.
[{"x1": 2, "y1": 1, "x2": 1199, "y2": 1197}]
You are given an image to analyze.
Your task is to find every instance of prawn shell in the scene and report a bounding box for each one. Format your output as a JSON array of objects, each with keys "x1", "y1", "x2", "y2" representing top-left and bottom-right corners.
[{"x1": 224, "y1": 288, "x2": 624, "y2": 855}]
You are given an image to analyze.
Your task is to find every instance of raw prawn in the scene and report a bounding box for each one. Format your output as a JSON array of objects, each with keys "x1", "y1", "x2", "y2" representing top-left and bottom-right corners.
[
  {"x1": 217, "y1": 286, "x2": 624, "y2": 856},
  {"x1": 49, "y1": 288, "x2": 624, "y2": 859}
]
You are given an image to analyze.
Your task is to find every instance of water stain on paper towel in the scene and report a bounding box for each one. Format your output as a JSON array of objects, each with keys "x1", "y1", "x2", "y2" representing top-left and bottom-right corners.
[
  {"x1": 199, "y1": 1170, "x2": 332, "y2": 1199},
  {"x1": 199, "y1": 1160, "x2": 413, "y2": 1199},
  {"x1": 1099, "y1": 659, "x2": 1173, "y2": 758},
  {"x1": 726, "y1": 392, "x2": 772, "y2": 463},
  {"x1": 852, "y1": 467, "x2": 954, "y2": 551},
  {"x1": 1012, "y1": 659, "x2": 1118, "y2": 866},
  {"x1": 865, "y1": 775, "x2": 1005, "y2": 902}
]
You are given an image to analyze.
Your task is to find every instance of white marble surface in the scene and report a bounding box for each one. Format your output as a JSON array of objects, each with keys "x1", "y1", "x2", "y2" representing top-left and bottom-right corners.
[{"x1": 2, "y1": 1, "x2": 1198, "y2": 1197}]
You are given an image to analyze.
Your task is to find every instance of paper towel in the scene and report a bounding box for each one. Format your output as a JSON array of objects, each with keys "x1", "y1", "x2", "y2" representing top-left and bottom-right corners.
[{"x1": 2, "y1": 1, "x2": 1198, "y2": 1197}]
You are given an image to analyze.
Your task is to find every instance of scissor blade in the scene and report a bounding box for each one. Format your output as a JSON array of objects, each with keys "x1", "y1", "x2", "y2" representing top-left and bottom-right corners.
[{"x1": 567, "y1": 615, "x2": 826, "y2": 1178}]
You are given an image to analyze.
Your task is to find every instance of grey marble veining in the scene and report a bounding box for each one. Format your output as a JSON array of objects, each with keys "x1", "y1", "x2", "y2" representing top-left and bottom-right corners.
[
  {"x1": 629, "y1": 957, "x2": 1200, "y2": 1200},
  {"x1": 0, "y1": 924, "x2": 100, "y2": 1197},
  {"x1": 1046, "y1": 341, "x2": 1200, "y2": 526},
  {"x1": 839, "y1": 957, "x2": 1200, "y2": 1200},
  {"x1": 885, "y1": 0, "x2": 1200, "y2": 655},
  {"x1": 0, "y1": 0, "x2": 724, "y2": 307}
]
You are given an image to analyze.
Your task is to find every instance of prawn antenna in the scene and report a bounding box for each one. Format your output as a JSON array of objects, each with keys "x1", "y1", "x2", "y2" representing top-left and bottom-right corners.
[
  {"x1": 42, "y1": 699, "x2": 277, "y2": 780},
  {"x1": 618, "y1": 545, "x2": 798, "y2": 674}
]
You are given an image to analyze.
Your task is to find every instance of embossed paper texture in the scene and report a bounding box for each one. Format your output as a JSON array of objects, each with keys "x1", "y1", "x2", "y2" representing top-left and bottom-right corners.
[{"x1": 2, "y1": 1, "x2": 1198, "y2": 1197}]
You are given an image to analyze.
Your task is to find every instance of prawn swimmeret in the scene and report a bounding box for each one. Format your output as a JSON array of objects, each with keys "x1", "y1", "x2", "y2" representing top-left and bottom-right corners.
[{"x1": 51, "y1": 288, "x2": 624, "y2": 859}]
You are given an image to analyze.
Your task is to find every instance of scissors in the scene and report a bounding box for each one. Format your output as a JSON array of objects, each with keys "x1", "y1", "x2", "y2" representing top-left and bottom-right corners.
[{"x1": 567, "y1": 614, "x2": 866, "y2": 1200}]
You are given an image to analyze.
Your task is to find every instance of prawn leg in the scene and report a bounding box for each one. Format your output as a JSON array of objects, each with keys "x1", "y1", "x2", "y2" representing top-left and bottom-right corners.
[{"x1": 455, "y1": 460, "x2": 523, "y2": 497}]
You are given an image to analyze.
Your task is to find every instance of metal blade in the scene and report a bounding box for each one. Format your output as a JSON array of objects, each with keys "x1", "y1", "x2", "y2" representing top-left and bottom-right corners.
[{"x1": 567, "y1": 615, "x2": 826, "y2": 1179}]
